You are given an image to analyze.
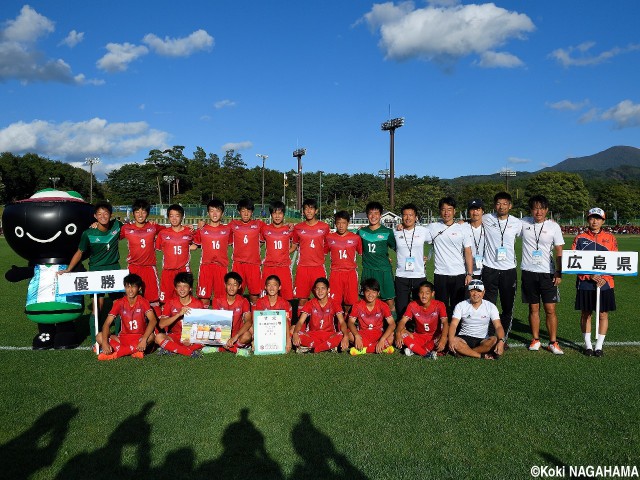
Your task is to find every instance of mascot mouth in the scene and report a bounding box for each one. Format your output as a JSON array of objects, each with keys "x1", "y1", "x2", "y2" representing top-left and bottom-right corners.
[{"x1": 26, "y1": 231, "x2": 62, "y2": 243}]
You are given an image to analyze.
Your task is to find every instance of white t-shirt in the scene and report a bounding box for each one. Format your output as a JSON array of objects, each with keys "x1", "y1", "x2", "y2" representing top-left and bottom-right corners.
[
  {"x1": 482, "y1": 213, "x2": 522, "y2": 270},
  {"x1": 425, "y1": 221, "x2": 473, "y2": 276},
  {"x1": 520, "y1": 217, "x2": 565, "y2": 274},
  {"x1": 469, "y1": 223, "x2": 485, "y2": 276},
  {"x1": 453, "y1": 299, "x2": 500, "y2": 339},
  {"x1": 394, "y1": 225, "x2": 429, "y2": 279}
]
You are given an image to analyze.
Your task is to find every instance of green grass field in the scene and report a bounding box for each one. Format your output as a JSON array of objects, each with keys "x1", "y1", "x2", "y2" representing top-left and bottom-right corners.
[{"x1": 1, "y1": 236, "x2": 639, "y2": 479}]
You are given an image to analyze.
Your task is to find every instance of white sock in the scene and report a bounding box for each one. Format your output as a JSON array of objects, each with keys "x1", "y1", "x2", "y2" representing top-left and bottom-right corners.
[
  {"x1": 595, "y1": 334, "x2": 606, "y2": 350},
  {"x1": 583, "y1": 333, "x2": 592, "y2": 350}
]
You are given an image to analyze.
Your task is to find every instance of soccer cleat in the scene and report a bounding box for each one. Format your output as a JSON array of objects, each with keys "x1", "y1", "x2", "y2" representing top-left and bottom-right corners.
[
  {"x1": 350, "y1": 347, "x2": 366, "y2": 356},
  {"x1": 547, "y1": 342, "x2": 564, "y2": 355},
  {"x1": 156, "y1": 347, "x2": 167, "y2": 356},
  {"x1": 97, "y1": 352, "x2": 117, "y2": 361},
  {"x1": 132, "y1": 351, "x2": 144, "y2": 359},
  {"x1": 296, "y1": 346, "x2": 311, "y2": 354},
  {"x1": 480, "y1": 353, "x2": 495, "y2": 360},
  {"x1": 236, "y1": 348, "x2": 251, "y2": 357},
  {"x1": 382, "y1": 346, "x2": 395, "y2": 355},
  {"x1": 424, "y1": 350, "x2": 437, "y2": 360},
  {"x1": 403, "y1": 347, "x2": 415, "y2": 357},
  {"x1": 528, "y1": 339, "x2": 541, "y2": 351},
  {"x1": 190, "y1": 349, "x2": 203, "y2": 359},
  {"x1": 330, "y1": 347, "x2": 339, "y2": 353},
  {"x1": 594, "y1": 349, "x2": 604, "y2": 357},
  {"x1": 201, "y1": 346, "x2": 220, "y2": 354},
  {"x1": 584, "y1": 348, "x2": 594, "y2": 357}
]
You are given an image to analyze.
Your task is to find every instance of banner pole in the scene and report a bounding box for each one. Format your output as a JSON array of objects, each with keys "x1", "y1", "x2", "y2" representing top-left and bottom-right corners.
[
  {"x1": 595, "y1": 285, "x2": 601, "y2": 344},
  {"x1": 93, "y1": 293, "x2": 99, "y2": 355}
]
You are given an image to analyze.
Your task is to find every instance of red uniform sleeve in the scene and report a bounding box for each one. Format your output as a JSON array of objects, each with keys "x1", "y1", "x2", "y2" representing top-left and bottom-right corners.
[
  {"x1": 108, "y1": 298, "x2": 123, "y2": 317},
  {"x1": 356, "y1": 235, "x2": 363, "y2": 255},
  {"x1": 380, "y1": 300, "x2": 392, "y2": 318},
  {"x1": 155, "y1": 229, "x2": 163, "y2": 250},
  {"x1": 241, "y1": 297, "x2": 251, "y2": 315},
  {"x1": 437, "y1": 301, "x2": 447, "y2": 319}
]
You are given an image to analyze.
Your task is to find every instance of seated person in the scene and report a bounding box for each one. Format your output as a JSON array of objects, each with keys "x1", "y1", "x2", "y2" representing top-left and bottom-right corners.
[
  {"x1": 448, "y1": 279, "x2": 505, "y2": 359},
  {"x1": 395, "y1": 280, "x2": 448, "y2": 358},
  {"x1": 96, "y1": 273, "x2": 156, "y2": 360},
  {"x1": 348, "y1": 278, "x2": 395, "y2": 355},
  {"x1": 211, "y1": 272, "x2": 252, "y2": 353}
]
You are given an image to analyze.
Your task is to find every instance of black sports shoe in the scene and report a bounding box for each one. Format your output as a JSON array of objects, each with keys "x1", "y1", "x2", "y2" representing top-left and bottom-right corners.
[
  {"x1": 584, "y1": 348, "x2": 593, "y2": 357},
  {"x1": 594, "y1": 349, "x2": 604, "y2": 357}
]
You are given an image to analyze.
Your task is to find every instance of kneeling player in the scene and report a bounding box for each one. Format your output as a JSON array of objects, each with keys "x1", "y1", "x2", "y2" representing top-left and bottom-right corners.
[
  {"x1": 292, "y1": 278, "x2": 349, "y2": 353},
  {"x1": 155, "y1": 272, "x2": 204, "y2": 358},
  {"x1": 395, "y1": 280, "x2": 448, "y2": 358},
  {"x1": 448, "y1": 279, "x2": 505, "y2": 359},
  {"x1": 96, "y1": 273, "x2": 156, "y2": 360},
  {"x1": 348, "y1": 278, "x2": 395, "y2": 355},
  {"x1": 212, "y1": 272, "x2": 252, "y2": 353}
]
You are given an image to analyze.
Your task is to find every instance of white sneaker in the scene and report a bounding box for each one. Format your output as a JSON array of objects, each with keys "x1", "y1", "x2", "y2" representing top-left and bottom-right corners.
[
  {"x1": 528, "y1": 339, "x2": 541, "y2": 351},
  {"x1": 403, "y1": 347, "x2": 414, "y2": 356},
  {"x1": 547, "y1": 341, "x2": 564, "y2": 355}
]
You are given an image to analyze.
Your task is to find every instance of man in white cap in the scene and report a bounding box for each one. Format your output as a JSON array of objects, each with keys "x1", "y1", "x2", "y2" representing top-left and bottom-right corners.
[
  {"x1": 448, "y1": 279, "x2": 506, "y2": 359},
  {"x1": 571, "y1": 208, "x2": 617, "y2": 357}
]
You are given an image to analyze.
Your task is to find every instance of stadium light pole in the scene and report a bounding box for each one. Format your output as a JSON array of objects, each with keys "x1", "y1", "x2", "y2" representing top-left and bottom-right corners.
[
  {"x1": 293, "y1": 148, "x2": 306, "y2": 211},
  {"x1": 282, "y1": 173, "x2": 288, "y2": 203},
  {"x1": 256, "y1": 154, "x2": 268, "y2": 217},
  {"x1": 49, "y1": 177, "x2": 60, "y2": 189},
  {"x1": 318, "y1": 170, "x2": 324, "y2": 221},
  {"x1": 84, "y1": 157, "x2": 100, "y2": 203},
  {"x1": 381, "y1": 118, "x2": 404, "y2": 211},
  {"x1": 163, "y1": 175, "x2": 175, "y2": 204},
  {"x1": 499, "y1": 168, "x2": 516, "y2": 192},
  {"x1": 378, "y1": 168, "x2": 390, "y2": 190}
]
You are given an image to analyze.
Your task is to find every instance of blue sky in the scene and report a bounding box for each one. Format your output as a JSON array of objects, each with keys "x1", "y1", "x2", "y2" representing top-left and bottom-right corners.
[{"x1": 1, "y1": 1, "x2": 639, "y2": 181}]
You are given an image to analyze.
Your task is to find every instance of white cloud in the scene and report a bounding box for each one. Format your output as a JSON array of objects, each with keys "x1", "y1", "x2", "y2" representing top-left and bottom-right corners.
[
  {"x1": 476, "y1": 51, "x2": 523, "y2": 68},
  {"x1": 1, "y1": 5, "x2": 54, "y2": 43},
  {"x1": 143, "y1": 29, "x2": 214, "y2": 57},
  {"x1": 550, "y1": 42, "x2": 640, "y2": 67},
  {"x1": 221, "y1": 141, "x2": 253, "y2": 151},
  {"x1": 507, "y1": 156, "x2": 530, "y2": 164},
  {"x1": 360, "y1": 2, "x2": 534, "y2": 65},
  {"x1": 96, "y1": 42, "x2": 149, "y2": 72},
  {"x1": 59, "y1": 30, "x2": 84, "y2": 48},
  {"x1": 214, "y1": 99, "x2": 236, "y2": 109},
  {"x1": 579, "y1": 108, "x2": 598, "y2": 124},
  {"x1": 547, "y1": 99, "x2": 589, "y2": 111},
  {"x1": 601, "y1": 100, "x2": 640, "y2": 129},
  {"x1": 0, "y1": 117, "x2": 170, "y2": 159}
]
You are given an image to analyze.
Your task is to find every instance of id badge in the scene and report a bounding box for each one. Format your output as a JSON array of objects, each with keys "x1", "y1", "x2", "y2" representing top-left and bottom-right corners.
[
  {"x1": 496, "y1": 246, "x2": 507, "y2": 262},
  {"x1": 474, "y1": 255, "x2": 483, "y2": 270},
  {"x1": 532, "y1": 249, "x2": 543, "y2": 265},
  {"x1": 405, "y1": 257, "x2": 416, "y2": 271}
]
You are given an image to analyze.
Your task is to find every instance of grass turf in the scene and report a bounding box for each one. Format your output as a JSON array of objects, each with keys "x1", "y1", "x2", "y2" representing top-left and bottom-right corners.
[{"x1": 1, "y1": 236, "x2": 639, "y2": 479}]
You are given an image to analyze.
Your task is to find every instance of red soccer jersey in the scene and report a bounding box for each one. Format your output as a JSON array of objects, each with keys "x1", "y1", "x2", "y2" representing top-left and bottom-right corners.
[
  {"x1": 349, "y1": 299, "x2": 392, "y2": 332},
  {"x1": 255, "y1": 295, "x2": 292, "y2": 322},
  {"x1": 155, "y1": 227, "x2": 194, "y2": 270},
  {"x1": 292, "y1": 221, "x2": 330, "y2": 267},
  {"x1": 109, "y1": 296, "x2": 152, "y2": 335},
  {"x1": 120, "y1": 222, "x2": 163, "y2": 266},
  {"x1": 229, "y1": 219, "x2": 264, "y2": 265},
  {"x1": 211, "y1": 295, "x2": 251, "y2": 336},
  {"x1": 161, "y1": 296, "x2": 205, "y2": 335},
  {"x1": 325, "y1": 231, "x2": 362, "y2": 271},
  {"x1": 404, "y1": 300, "x2": 447, "y2": 335},
  {"x1": 194, "y1": 224, "x2": 232, "y2": 267},
  {"x1": 261, "y1": 224, "x2": 293, "y2": 267},
  {"x1": 300, "y1": 297, "x2": 343, "y2": 333}
]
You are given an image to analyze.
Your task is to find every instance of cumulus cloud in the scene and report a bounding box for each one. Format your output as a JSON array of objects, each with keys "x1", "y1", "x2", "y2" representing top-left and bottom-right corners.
[
  {"x1": 476, "y1": 50, "x2": 523, "y2": 68},
  {"x1": 550, "y1": 41, "x2": 640, "y2": 67},
  {"x1": 360, "y1": 2, "x2": 534, "y2": 66},
  {"x1": 143, "y1": 29, "x2": 213, "y2": 57},
  {"x1": 578, "y1": 108, "x2": 598, "y2": 124},
  {"x1": 96, "y1": 42, "x2": 149, "y2": 72},
  {"x1": 1, "y1": 5, "x2": 54, "y2": 43},
  {"x1": 59, "y1": 30, "x2": 84, "y2": 47},
  {"x1": 221, "y1": 141, "x2": 253, "y2": 151},
  {"x1": 0, "y1": 117, "x2": 170, "y2": 159},
  {"x1": 601, "y1": 100, "x2": 640, "y2": 129},
  {"x1": 507, "y1": 156, "x2": 530, "y2": 164},
  {"x1": 214, "y1": 99, "x2": 236, "y2": 109},
  {"x1": 547, "y1": 99, "x2": 589, "y2": 111}
]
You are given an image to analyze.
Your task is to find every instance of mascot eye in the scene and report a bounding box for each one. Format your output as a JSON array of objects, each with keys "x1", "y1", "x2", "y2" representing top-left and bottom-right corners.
[
  {"x1": 15, "y1": 226, "x2": 24, "y2": 238},
  {"x1": 65, "y1": 223, "x2": 77, "y2": 235}
]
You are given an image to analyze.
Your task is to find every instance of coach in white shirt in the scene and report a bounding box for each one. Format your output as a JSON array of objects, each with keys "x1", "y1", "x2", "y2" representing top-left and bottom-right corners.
[
  {"x1": 521, "y1": 195, "x2": 565, "y2": 355},
  {"x1": 481, "y1": 192, "x2": 522, "y2": 344},
  {"x1": 394, "y1": 203, "x2": 430, "y2": 319}
]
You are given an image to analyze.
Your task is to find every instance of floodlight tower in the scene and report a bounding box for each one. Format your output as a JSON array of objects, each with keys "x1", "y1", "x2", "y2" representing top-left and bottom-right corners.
[
  {"x1": 84, "y1": 157, "x2": 100, "y2": 203},
  {"x1": 499, "y1": 168, "x2": 516, "y2": 192},
  {"x1": 378, "y1": 168, "x2": 390, "y2": 190},
  {"x1": 256, "y1": 154, "x2": 268, "y2": 216},
  {"x1": 318, "y1": 170, "x2": 324, "y2": 220},
  {"x1": 49, "y1": 177, "x2": 60, "y2": 189},
  {"x1": 381, "y1": 118, "x2": 404, "y2": 210},
  {"x1": 293, "y1": 148, "x2": 306, "y2": 211},
  {"x1": 163, "y1": 175, "x2": 175, "y2": 204}
]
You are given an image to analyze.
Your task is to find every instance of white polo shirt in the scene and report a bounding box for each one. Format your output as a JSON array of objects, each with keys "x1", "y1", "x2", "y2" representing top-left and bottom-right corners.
[
  {"x1": 482, "y1": 213, "x2": 522, "y2": 270},
  {"x1": 394, "y1": 225, "x2": 429, "y2": 279},
  {"x1": 425, "y1": 221, "x2": 473, "y2": 276},
  {"x1": 520, "y1": 217, "x2": 565, "y2": 274},
  {"x1": 453, "y1": 299, "x2": 500, "y2": 339}
]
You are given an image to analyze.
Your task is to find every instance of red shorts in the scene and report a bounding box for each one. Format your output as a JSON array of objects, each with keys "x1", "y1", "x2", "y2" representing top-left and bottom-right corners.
[
  {"x1": 357, "y1": 329, "x2": 387, "y2": 348},
  {"x1": 128, "y1": 265, "x2": 160, "y2": 303},
  {"x1": 109, "y1": 333, "x2": 140, "y2": 356},
  {"x1": 160, "y1": 266, "x2": 189, "y2": 304},
  {"x1": 262, "y1": 266, "x2": 294, "y2": 300},
  {"x1": 298, "y1": 330, "x2": 343, "y2": 352},
  {"x1": 168, "y1": 332, "x2": 203, "y2": 351},
  {"x1": 402, "y1": 332, "x2": 436, "y2": 353},
  {"x1": 233, "y1": 262, "x2": 262, "y2": 296},
  {"x1": 197, "y1": 263, "x2": 228, "y2": 300},
  {"x1": 329, "y1": 270, "x2": 359, "y2": 306},
  {"x1": 294, "y1": 265, "x2": 327, "y2": 299}
]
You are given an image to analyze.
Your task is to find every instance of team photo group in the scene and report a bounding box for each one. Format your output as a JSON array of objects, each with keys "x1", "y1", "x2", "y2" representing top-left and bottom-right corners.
[{"x1": 66, "y1": 191, "x2": 616, "y2": 361}]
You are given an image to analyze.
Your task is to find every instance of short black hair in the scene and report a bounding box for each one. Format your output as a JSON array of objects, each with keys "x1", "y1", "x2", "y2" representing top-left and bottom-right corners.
[
  {"x1": 303, "y1": 198, "x2": 317, "y2": 209},
  {"x1": 174, "y1": 272, "x2": 194, "y2": 288},
  {"x1": 167, "y1": 204, "x2": 184, "y2": 217},
  {"x1": 123, "y1": 273, "x2": 143, "y2": 289},
  {"x1": 401, "y1": 203, "x2": 418, "y2": 216},
  {"x1": 438, "y1": 197, "x2": 456, "y2": 210},
  {"x1": 528, "y1": 194, "x2": 549, "y2": 210},
  {"x1": 207, "y1": 198, "x2": 225, "y2": 211},
  {"x1": 334, "y1": 210, "x2": 350, "y2": 222},
  {"x1": 94, "y1": 201, "x2": 113, "y2": 215},
  {"x1": 494, "y1": 192, "x2": 512, "y2": 204},
  {"x1": 237, "y1": 199, "x2": 255, "y2": 212},
  {"x1": 313, "y1": 277, "x2": 329, "y2": 289},
  {"x1": 365, "y1": 201, "x2": 384, "y2": 214},
  {"x1": 264, "y1": 274, "x2": 281, "y2": 286},
  {"x1": 132, "y1": 199, "x2": 150, "y2": 213},
  {"x1": 417, "y1": 280, "x2": 435, "y2": 292},
  {"x1": 269, "y1": 201, "x2": 286, "y2": 214},
  {"x1": 361, "y1": 278, "x2": 381, "y2": 293},
  {"x1": 224, "y1": 271, "x2": 243, "y2": 285}
]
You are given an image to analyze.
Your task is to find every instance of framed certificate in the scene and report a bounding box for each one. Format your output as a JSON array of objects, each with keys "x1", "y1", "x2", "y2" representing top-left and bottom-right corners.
[{"x1": 253, "y1": 310, "x2": 287, "y2": 355}]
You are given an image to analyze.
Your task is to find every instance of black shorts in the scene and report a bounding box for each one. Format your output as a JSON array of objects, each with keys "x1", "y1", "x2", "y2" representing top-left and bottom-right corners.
[
  {"x1": 521, "y1": 270, "x2": 559, "y2": 304},
  {"x1": 575, "y1": 288, "x2": 616, "y2": 312},
  {"x1": 457, "y1": 335, "x2": 485, "y2": 349}
]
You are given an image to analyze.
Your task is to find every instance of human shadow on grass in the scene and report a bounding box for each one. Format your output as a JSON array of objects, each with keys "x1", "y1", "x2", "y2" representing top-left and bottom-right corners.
[
  {"x1": 539, "y1": 451, "x2": 589, "y2": 480},
  {"x1": 0, "y1": 403, "x2": 78, "y2": 479}
]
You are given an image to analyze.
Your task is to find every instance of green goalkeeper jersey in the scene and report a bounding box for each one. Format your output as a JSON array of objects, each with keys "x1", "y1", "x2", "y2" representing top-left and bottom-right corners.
[{"x1": 357, "y1": 225, "x2": 396, "y2": 271}]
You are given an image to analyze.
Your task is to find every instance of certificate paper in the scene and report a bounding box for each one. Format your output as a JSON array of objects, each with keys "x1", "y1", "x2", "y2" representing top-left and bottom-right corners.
[{"x1": 253, "y1": 310, "x2": 287, "y2": 355}]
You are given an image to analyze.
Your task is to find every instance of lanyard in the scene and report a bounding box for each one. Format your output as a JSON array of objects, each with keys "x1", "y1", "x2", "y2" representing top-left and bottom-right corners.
[
  {"x1": 497, "y1": 216, "x2": 509, "y2": 247},
  {"x1": 402, "y1": 227, "x2": 416, "y2": 255},
  {"x1": 472, "y1": 224, "x2": 484, "y2": 256},
  {"x1": 533, "y1": 220, "x2": 545, "y2": 250},
  {"x1": 431, "y1": 222, "x2": 454, "y2": 249}
]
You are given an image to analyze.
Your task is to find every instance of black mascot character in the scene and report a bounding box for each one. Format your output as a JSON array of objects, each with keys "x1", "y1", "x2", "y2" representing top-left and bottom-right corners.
[{"x1": 3, "y1": 189, "x2": 94, "y2": 349}]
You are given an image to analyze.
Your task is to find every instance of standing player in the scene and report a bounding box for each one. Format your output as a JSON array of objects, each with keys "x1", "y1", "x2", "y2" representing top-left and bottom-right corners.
[
  {"x1": 155, "y1": 272, "x2": 204, "y2": 358},
  {"x1": 395, "y1": 280, "x2": 448, "y2": 357},
  {"x1": 521, "y1": 195, "x2": 565, "y2": 355},
  {"x1": 291, "y1": 199, "x2": 330, "y2": 307},
  {"x1": 325, "y1": 211, "x2": 362, "y2": 314},
  {"x1": 194, "y1": 198, "x2": 232, "y2": 307},
  {"x1": 467, "y1": 199, "x2": 485, "y2": 280},
  {"x1": 292, "y1": 277, "x2": 349, "y2": 353},
  {"x1": 120, "y1": 199, "x2": 163, "y2": 315},
  {"x1": 357, "y1": 201, "x2": 397, "y2": 318},
  {"x1": 348, "y1": 278, "x2": 395, "y2": 355},
  {"x1": 481, "y1": 192, "x2": 522, "y2": 344},
  {"x1": 261, "y1": 201, "x2": 295, "y2": 301},
  {"x1": 572, "y1": 208, "x2": 617, "y2": 357},
  {"x1": 155, "y1": 204, "x2": 195, "y2": 306},
  {"x1": 214, "y1": 272, "x2": 252, "y2": 354},
  {"x1": 228, "y1": 200, "x2": 264, "y2": 306}
]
